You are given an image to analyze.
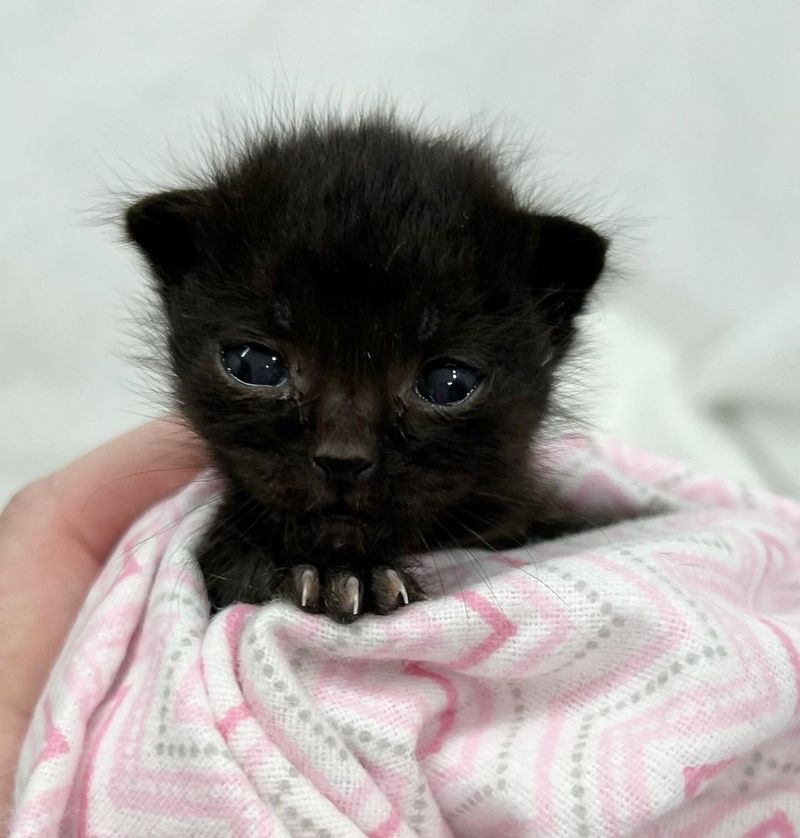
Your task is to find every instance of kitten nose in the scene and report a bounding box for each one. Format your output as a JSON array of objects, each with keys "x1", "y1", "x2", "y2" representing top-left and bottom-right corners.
[{"x1": 312, "y1": 456, "x2": 374, "y2": 483}]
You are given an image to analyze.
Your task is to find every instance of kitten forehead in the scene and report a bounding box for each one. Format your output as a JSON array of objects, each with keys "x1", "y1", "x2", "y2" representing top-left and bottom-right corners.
[
  {"x1": 418, "y1": 306, "x2": 440, "y2": 342},
  {"x1": 271, "y1": 296, "x2": 292, "y2": 331}
]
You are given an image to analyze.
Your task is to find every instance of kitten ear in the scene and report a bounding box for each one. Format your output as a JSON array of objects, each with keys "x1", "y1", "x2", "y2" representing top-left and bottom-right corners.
[
  {"x1": 529, "y1": 214, "x2": 608, "y2": 344},
  {"x1": 124, "y1": 189, "x2": 211, "y2": 285}
]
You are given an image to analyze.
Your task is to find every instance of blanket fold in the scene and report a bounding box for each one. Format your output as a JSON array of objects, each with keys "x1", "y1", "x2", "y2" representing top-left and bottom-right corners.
[{"x1": 11, "y1": 437, "x2": 800, "y2": 837}]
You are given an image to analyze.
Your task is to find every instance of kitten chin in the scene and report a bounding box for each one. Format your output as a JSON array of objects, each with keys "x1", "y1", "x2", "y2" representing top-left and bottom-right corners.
[{"x1": 123, "y1": 110, "x2": 608, "y2": 622}]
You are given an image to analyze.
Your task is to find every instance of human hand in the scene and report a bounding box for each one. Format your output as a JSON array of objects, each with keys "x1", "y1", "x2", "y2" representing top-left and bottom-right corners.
[{"x1": 0, "y1": 419, "x2": 205, "y2": 826}]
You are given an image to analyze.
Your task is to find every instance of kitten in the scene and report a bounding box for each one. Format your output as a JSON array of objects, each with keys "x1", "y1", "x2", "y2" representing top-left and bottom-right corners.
[{"x1": 124, "y1": 112, "x2": 607, "y2": 622}]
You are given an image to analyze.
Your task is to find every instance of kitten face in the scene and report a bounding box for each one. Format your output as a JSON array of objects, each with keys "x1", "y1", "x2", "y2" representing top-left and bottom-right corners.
[{"x1": 125, "y1": 114, "x2": 607, "y2": 617}]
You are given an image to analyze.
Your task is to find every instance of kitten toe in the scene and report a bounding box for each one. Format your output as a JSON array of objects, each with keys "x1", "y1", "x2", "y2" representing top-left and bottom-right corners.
[
  {"x1": 323, "y1": 571, "x2": 363, "y2": 623},
  {"x1": 294, "y1": 564, "x2": 321, "y2": 611},
  {"x1": 371, "y1": 566, "x2": 426, "y2": 614},
  {"x1": 386, "y1": 569, "x2": 410, "y2": 606}
]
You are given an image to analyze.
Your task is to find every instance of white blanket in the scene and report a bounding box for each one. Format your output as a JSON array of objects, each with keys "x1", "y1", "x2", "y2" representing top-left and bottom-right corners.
[{"x1": 11, "y1": 437, "x2": 800, "y2": 836}]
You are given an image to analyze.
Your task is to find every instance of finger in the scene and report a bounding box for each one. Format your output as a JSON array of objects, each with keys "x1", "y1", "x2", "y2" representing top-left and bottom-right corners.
[
  {"x1": 47, "y1": 416, "x2": 207, "y2": 561},
  {"x1": 0, "y1": 416, "x2": 207, "y2": 695}
]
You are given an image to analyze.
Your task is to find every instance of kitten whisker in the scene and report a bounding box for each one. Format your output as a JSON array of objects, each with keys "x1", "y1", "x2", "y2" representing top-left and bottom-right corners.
[
  {"x1": 125, "y1": 491, "x2": 225, "y2": 557},
  {"x1": 431, "y1": 532, "x2": 471, "y2": 625},
  {"x1": 468, "y1": 486, "x2": 614, "y2": 547},
  {"x1": 417, "y1": 530, "x2": 445, "y2": 599},
  {"x1": 433, "y1": 515, "x2": 504, "y2": 615},
  {"x1": 446, "y1": 507, "x2": 570, "y2": 607}
]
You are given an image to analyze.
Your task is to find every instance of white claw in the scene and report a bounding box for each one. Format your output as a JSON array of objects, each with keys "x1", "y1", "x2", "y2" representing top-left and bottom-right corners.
[
  {"x1": 386, "y1": 569, "x2": 409, "y2": 605},
  {"x1": 398, "y1": 580, "x2": 409, "y2": 606},
  {"x1": 346, "y1": 575, "x2": 361, "y2": 615},
  {"x1": 300, "y1": 568, "x2": 316, "y2": 608}
]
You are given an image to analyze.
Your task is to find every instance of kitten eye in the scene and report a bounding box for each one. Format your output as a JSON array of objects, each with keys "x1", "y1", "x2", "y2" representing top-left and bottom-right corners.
[
  {"x1": 415, "y1": 359, "x2": 482, "y2": 406},
  {"x1": 221, "y1": 343, "x2": 288, "y2": 387}
]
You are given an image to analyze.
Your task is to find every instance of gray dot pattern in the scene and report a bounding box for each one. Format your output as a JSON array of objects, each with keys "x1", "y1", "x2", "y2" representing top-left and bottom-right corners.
[
  {"x1": 449, "y1": 684, "x2": 527, "y2": 821},
  {"x1": 154, "y1": 632, "x2": 228, "y2": 765},
  {"x1": 617, "y1": 542, "x2": 729, "y2": 658},
  {"x1": 737, "y1": 748, "x2": 800, "y2": 795},
  {"x1": 268, "y1": 652, "x2": 424, "y2": 832},
  {"x1": 155, "y1": 626, "x2": 399, "y2": 834},
  {"x1": 252, "y1": 764, "x2": 336, "y2": 838},
  {"x1": 539, "y1": 567, "x2": 627, "y2": 678},
  {"x1": 564, "y1": 543, "x2": 730, "y2": 836}
]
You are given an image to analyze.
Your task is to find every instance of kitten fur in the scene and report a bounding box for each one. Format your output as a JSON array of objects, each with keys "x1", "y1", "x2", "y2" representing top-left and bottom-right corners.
[{"x1": 124, "y1": 111, "x2": 607, "y2": 622}]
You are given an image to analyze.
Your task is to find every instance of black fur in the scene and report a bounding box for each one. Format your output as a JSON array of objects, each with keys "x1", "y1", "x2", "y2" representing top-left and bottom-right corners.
[{"x1": 125, "y1": 112, "x2": 607, "y2": 621}]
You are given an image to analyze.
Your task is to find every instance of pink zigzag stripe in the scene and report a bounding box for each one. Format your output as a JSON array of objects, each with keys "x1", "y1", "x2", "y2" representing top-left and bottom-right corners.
[
  {"x1": 742, "y1": 810, "x2": 797, "y2": 838},
  {"x1": 403, "y1": 662, "x2": 458, "y2": 759},
  {"x1": 451, "y1": 590, "x2": 517, "y2": 669},
  {"x1": 33, "y1": 700, "x2": 69, "y2": 768},
  {"x1": 759, "y1": 617, "x2": 800, "y2": 714},
  {"x1": 218, "y1": 701, "x2": 254, "y2": 741},
  {"x1": 683, "y1": 758, "x2": 736, "y2": 799},
  {"x1": 76, "y1": 684, "x2": 130, "y2": 838},
  {"x1": 598, "y1": 601, "x2": 784, "y2": 834},
  {"x1": 368, "y1": 802, "x2": 402, "y2": 838}
]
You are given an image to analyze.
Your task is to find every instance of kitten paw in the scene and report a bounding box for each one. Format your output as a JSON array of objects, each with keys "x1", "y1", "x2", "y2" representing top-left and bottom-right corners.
[
  {"x1": 282, "y1": 563, "x2": 425, "y2": 622},
  {"x1": 370, "y1": 566, "x2": 427, "y2": 615}
]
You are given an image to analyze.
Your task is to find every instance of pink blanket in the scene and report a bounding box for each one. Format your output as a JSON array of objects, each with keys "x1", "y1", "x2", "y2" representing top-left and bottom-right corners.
[{"x1": 11, "y1": 437, "x2": 800, "y2": 836}]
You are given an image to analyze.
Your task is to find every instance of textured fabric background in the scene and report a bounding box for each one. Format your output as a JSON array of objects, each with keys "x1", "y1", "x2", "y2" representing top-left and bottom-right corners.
[{"x1": 11, "y1": 437, "x2": 800, "y2": 836}]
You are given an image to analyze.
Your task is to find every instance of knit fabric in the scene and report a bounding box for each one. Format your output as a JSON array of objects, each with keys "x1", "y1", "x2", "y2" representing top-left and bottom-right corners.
[{"x1": 11, "y1": 436, "x2": 800, "y2": 837}]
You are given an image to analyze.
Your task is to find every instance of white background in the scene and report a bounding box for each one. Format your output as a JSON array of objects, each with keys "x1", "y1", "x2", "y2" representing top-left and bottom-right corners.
[{"x1": 1, "y1": 1, "x2": 799, "y2": 506}]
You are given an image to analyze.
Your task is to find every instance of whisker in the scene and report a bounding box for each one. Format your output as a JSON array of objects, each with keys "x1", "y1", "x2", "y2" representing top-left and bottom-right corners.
[
  {"x1": 418, "y1": 529, "x2": 446, "y2": 599},
  {"x1": 444, "y1": 508, "x2": 570, "y2": 607},
  {"x1": 432, "y1": 532, "x2": 471, "y2": 624},
  {"x1": 434, "y1": 515, "x2": 504, "y2": 613}
]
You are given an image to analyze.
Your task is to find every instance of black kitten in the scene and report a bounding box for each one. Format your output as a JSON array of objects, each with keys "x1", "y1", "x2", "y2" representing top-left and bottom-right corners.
[{"x1": 124, "y1": 112, "x2": 607, "y2": 622}]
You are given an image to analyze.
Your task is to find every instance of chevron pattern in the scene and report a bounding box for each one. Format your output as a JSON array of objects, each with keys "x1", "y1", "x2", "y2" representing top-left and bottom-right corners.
[{"x1": 11, "y1": 437, "x2": 800, "y2": 836}]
